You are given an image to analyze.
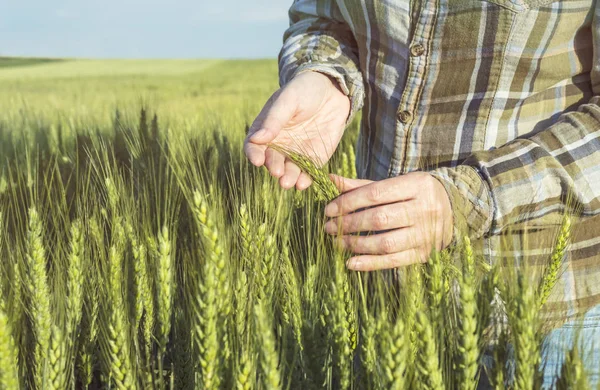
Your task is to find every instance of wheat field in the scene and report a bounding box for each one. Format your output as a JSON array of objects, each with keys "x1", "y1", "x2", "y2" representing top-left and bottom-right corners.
[{"x1": 0, "y1": 58, "x2": 593, "y2": 389}]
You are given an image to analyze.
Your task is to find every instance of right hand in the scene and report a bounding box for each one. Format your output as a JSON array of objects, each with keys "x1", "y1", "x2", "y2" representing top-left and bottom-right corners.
[{"x1": 244, "y1": 71, "x2": 351, "y2": 190}]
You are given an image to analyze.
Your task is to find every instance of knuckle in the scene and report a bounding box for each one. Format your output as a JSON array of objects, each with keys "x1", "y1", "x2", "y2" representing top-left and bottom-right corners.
[
  {"x1": 350, "y1": 238, "x2": 363, "y2": 253},
  {"x1": 367, "y1": 185, "x2": 383, "y2": 202},
  {"x1": 347, "y1": 217, "x2": 360, "y2": 232},
  {"x1": 381, "y1": 236, "x2": 397, "y2": 254},
  {"x1": 372, "y1": 211, "x2": 388, "y2": 229}
]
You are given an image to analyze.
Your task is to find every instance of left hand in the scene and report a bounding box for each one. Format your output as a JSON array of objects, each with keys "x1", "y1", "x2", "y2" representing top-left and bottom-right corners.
[{"x1": 324, "y1": 173, "x2": 454, "y2": 271}]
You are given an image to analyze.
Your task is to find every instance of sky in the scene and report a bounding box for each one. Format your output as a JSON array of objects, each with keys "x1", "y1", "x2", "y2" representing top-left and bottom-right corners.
[{"x1": 0, "y1": 0, "x2": 291, "y2": 59}]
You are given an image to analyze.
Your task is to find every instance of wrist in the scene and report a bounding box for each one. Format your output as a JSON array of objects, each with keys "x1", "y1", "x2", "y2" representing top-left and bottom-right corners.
[{"x1": 429, "y1": 165, "x2": 494, "y2": 244}]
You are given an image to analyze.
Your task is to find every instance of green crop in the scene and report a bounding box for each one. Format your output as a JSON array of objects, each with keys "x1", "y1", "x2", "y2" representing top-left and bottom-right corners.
[{"x1": 0, "y1": 58, "x2": 591, "y2": 389}]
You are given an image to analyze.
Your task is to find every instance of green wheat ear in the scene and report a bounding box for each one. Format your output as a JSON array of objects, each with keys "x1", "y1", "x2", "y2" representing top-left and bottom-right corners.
[
  {"x1": 538, "y1": 215, "x2": 572, "y2": 309},
  {"x1": 269, "y1": 144, "x2": 339, "y2": 201}
]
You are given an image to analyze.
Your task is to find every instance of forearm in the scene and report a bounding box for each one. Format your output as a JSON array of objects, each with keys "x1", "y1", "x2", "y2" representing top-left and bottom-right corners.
[{"x1": 432, "y1": 96, "x2": 600, "y2": 240}]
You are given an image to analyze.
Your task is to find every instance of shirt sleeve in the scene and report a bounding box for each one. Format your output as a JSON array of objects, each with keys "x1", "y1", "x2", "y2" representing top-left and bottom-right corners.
[
  {"x1": 278, "y1": 0, "x2": 365, "y2": 122},
  {"x1": 430, "y1": 8, "x2": 600, "y2": 241}
]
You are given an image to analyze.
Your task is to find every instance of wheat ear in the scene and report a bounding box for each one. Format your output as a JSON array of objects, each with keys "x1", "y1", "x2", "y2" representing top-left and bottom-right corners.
[
  {"x1": 269, "y1": 145, "x2": 339, "y2": 202},
  {"x1": 329, "y1": 252, "x2": 355, "y2": 389},
  {"x1": 556, "y1": 343, "x2": 590, "y2": 389},
  {"x1": 511, "y1": 274, "x2": 539, "y2": 390},
  {"x1": 24, "y1": 207, "x2": 52, "y2": 390},
  {"x1": 235, "y1": 347, "x2": 255, "y2": 390},
  {"x1": 66, "y1": 219, "x2": 84, "y2": 334},
  {"x1": 382, "y1": 316, "x2": 408, "y2": 390},
  {"x1": 253, "y1": 301, "x2": 281, "y2": 390},
  {"x1": 458, "y1": 236, "x2": 479, "y2": 390},
  {"x1": 415, "y1": 311, "x2": 445, "y2": 390},
  {"x1": 538, "y1": 215, "x2": 571, "y2": 309},
  {"x1": 103, "y1": 226, "x2": 135, "y2": 390},
  {"x1": 47, "y1": 325, "x2": 68, "y2": 390},
  {"x1": 280, "y1": 245, "x2": 303, "y2": 351},
  {"x1": 156, "y1": 225, "x2": 174, "y2": 355},
  {"x1": 0, "y1": 303, "x2": 19, "y2": 390},
  {"x1": 191, "y1": 191, "x2": 229, "y2": 389}
]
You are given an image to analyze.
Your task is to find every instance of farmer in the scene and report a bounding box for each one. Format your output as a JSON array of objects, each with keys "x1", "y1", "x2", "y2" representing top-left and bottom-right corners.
[{"x1": 244, "y1": 0, "x2": 600, "y2": 387}]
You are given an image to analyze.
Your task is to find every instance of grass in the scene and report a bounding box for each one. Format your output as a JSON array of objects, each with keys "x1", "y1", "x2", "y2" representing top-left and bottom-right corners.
[{"x1": 0, "y1": 58, "x2": 592, "y2": 389}]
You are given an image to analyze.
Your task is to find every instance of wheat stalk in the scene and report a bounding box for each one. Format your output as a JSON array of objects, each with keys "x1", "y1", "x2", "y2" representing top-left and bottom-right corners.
[
  {"x1": 406, "y1": 266, "x2": 424, "y2": 359},
  {"x1": 102, "y1": 225, "x2": 135, "y2": 390},
  {"x1": 556, "y1": 343, "x2": 590, "y2": 389},
  {"x1": 234, "y1": 270, "x2": 249, "y2": 342},
  {"x1": 348, "y1": 145, "x2": 357, "y2": 179},
  {"x1": 24, "y1": 207, "x2": 52, "y2": 390},
  {"x1": 269, "y1": 144, "x2": 339, "y2": 202},
  {"x1": 47, "y1": 325, "x2": 68, "y2": 390},
  {"x1": 156, "y1": 225, "x2": 174, "y2": 356},
  {"x1": 489, "y1": 329, "x2": 508, "y2": 390},
  {"x1": 126, "y1": 222, "x2": 145, "y2": 333},
  {"x1": 235, "y1": 348, "x2": 255, "y2": 390},
  {"x1": 65, "y1": 218, "x2": 85, "y2": 388},
  {"x1": 280, "y1": 245, "x2": 303, "y2": 351},
  {"x1": 415, "y1": 311, "x2": 445, "y2": 390},
  {"x1": 0, "y1": 303, "x2": 18, "y2": 390},
  {"x1": 382, "y1": 316, "x2": 408, "y2": 390},
  {"x1": 66, "y1": 219, "x2": 84, "y2": 334},
  {"x1": 191, "y1": 190, "x2": 231, "y2": 389},
  {"x1": 511, "y1": 274, "x2": 539, "y2": 390},
  {"x1": 259, "y1": 234, "x2": 277, "y2": 300},
  {"x1": 360, "y1": 307, "x2": 377, "y2": 375},
  {"x1": 77, "y1": 269, "x2": 99, "y2": 389},
  {"x1": 538, "y1": 215, "x2": 571, "y2": 309},
  {"x1": 457, "y1": 236, "x2": 479, "y2": 390},
  {"x1": 140, "y1": 239, "x2": 155, "y2": 356},
  {"x1": 238, "y1": 203, "x2": 253, "y2": 270},
  {"x1": 329, "y1": 252, "x2": 355, "y2": 389},
  {"x1": 253, "y1": 301, "x2": 281, "y2": 390},
  {"x1": 426, "y1": 251, "x2": 445, "y2": 329}
]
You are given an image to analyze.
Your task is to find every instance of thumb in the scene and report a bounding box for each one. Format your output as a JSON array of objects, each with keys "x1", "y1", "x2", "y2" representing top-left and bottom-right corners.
[
  {"x1": 329, "y1": 174, "x2": 373, "y2": 193},
  {"x1": 248, "y1": 89, "x2": 297, "y2": 144}
]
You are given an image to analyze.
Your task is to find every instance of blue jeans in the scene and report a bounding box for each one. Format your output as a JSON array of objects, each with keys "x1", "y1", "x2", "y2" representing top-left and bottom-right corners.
[
  {"x1": 479, "y1": 304, "x2": 600, "y2": 389},
  {"x1": 539, "y1": 304, "x2": 600, "y2": 389}
]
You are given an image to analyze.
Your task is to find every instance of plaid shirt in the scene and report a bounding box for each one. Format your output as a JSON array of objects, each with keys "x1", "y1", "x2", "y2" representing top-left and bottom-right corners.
[{"x1": 278, "y1": 0, "x2": 600, "y2": 320}]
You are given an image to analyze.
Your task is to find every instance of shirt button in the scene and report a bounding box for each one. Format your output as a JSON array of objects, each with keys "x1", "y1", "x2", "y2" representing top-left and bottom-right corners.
[
  {"x1": 397, "y1": 110, "x2": 412, "y2": 124},
  {"x1": 410, "y1": 43, "x2": 426, "y2": 57}
]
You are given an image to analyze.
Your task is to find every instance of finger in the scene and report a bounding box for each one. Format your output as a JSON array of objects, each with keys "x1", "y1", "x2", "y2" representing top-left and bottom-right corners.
[
  {"x1": 296, "y1": 172, "x2": 312, "y2": 191},
  {"x1": 244, "y1": 142, "x2": 268, "y2": 167},
  {"x1": 337, "y1": 228, "x2": 422, "y2": 255},
  {"x1": 324, "y1": 201, "x2": 416, "y2": 235},
  {"x1": 247, "y1": 89, "x2": 296, "y2": 144},
  {"x1": 264, "y1": 148, "x2": 285, "y2": 178},
  {"x1": 325, "y1": 177, "x2": 417, "y2": 217},
  {"x1": 329, "y1": 174, "x2": 372, "y2": 193},
  {"x1": 280, "y1": 159, "x2": 301, "y2": 189},
  {"x1": 346, "y1": 248, "x2": 426, "y2": 271}
]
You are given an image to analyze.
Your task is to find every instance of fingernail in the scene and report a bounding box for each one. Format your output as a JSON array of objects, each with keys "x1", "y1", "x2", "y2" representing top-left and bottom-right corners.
[
  {"x1": 324, "y1": 203, "x2": 338, "y2": 217},
  {"x1": 250, "y1": 129, "x2": 266, "y2": 141},
  {"x1": 346, "y1": 258, "x2": 361, "y2": 270}
]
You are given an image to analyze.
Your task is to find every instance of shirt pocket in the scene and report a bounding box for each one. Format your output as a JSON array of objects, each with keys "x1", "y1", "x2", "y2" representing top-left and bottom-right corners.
[{"x1": 481, "y1": 0, "x2": 557, "y2": 13}]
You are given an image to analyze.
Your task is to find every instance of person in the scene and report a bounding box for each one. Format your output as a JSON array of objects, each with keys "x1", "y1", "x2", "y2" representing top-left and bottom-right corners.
[{"x1": 244, "y1": 0, "x2": 600, "y2": 387}]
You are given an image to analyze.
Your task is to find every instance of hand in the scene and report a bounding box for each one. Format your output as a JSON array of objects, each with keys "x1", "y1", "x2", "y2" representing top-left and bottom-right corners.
[
  {"x1": 324, "y1": 173, "x2": 454, "y2": 271},
  {"x1": 244, "y1": 71, "x2": 350, "y2": 190}
]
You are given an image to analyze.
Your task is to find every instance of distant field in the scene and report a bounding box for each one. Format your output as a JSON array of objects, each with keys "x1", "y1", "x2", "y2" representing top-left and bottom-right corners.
[
  {"x1": 0, "y1": 58, "x2": 279, "y2": 133},
  {"x1": 0, "y1": 57, "x2": 63, "y2": 68}
]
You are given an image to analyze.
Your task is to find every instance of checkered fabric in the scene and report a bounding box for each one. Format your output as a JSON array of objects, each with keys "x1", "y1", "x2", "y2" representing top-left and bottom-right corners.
[{"x1": 279, "y1": 0, "x2": 600, "y2": 320}]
